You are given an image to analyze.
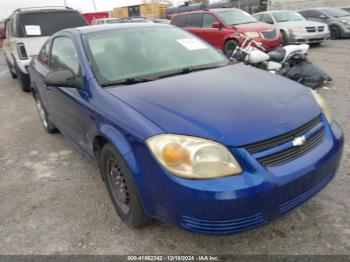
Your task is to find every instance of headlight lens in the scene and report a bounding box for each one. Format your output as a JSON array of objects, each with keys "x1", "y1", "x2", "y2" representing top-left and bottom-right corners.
[
  {"x1": 243, "y1": 32, "x2": 260, "y2": 38},
  {"x1": 146, "y1": 135, "x2": 243, "y2": 179},
  {"x1": 312, "y1": 91, "x2": 332, "y2": 123},
  {"x1": 291, "y1": 26, "x2": 306, "y2": 33},
  {"x1": 324, "y1": 25, "x2": 329, "y2": 32}
]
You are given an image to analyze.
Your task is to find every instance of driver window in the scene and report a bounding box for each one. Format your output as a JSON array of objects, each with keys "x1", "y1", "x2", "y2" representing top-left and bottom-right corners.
[
  {"x1": 203, "y1": 14, "x2": 218, "y2": 28},
  {"x1": 50, "y1": 36, "x2": 81, "y2": 76}
]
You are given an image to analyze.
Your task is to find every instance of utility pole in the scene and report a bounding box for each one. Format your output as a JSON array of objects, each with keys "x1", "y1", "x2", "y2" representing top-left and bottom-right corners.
[{"x1": 63, "y1": 0, "x2": 67, "y2": 7}]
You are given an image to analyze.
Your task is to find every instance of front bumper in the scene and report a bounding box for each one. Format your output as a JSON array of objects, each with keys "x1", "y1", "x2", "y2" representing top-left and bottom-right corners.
[
  {"x1": 288, "y1": 31, "x2": 330, "y2": 44},
  {"x1": 136, "y1": 120, "x2": 343, "y2": 235}
]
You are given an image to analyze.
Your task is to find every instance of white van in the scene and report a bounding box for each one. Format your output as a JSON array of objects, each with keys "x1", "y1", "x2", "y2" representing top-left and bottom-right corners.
[{"x1": 3, "y1": 7, "x2": 87, "y2": 91}]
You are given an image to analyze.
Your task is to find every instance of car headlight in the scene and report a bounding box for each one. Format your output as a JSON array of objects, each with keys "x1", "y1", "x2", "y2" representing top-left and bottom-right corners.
[
  {"x1": 341, "y1": 19, "x2": 348, "y2": 25},
  {"x1": 243, "y1": 32, "x2": 260, "y2": 38},
  {"x1": 312, "y1": 91, "x2": 332, "y2": 123},
  {"x1": 324, "y1": 25, "x2": 329, "y2": 32},
  {"x1": 291, "y1": 26, "x2": 306, "y2": 33},
  {"x1": 146, "y1": 134, "x2": 243, "y2": 179}
]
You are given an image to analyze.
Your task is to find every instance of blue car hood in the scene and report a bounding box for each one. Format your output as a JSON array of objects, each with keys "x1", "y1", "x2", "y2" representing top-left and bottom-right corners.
[{"x1": 107, "y1": 64, "x2": 321, "y2": 146}]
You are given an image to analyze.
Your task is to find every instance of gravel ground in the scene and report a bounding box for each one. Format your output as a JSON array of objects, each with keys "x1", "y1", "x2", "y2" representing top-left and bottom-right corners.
[{"x1": 0, "y1": 40, "x2": 349, "y2": 255}]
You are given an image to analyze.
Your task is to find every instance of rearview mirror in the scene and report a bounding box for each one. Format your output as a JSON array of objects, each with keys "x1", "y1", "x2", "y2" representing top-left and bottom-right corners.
[
  {"x1": 45, "y1": 70, "x2": 83, "y2": 89},
  {"x1": 318, "y1": 14, "x2": 328, "y2": 19},
  {"x1": 212, "y1": 22, "x2": 223, "y2": 29}
]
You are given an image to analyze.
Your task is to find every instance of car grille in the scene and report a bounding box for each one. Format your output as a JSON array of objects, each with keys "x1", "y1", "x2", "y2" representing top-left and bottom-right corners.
[
  {"x1": 306, "y1": 26, "x2": 316, "y2": 33},
  {"x1": 306, "y1": 26, "x2": 325, "y2": 33},
  {"x1": 261, "y1": 30, "x2": 278, "y2": 40},
  {"x1": 318, "y1": 26, "x2": 325, "y2": 32},
  {"x1": 244, "y1": 116, "x2": 325, "y2": 166},
  {"x1": 181, "y1": 213, "x2": 267, "y2": 234},
  {"x1": 278, "y1": 170, "x2": 335, "y2": 214}
]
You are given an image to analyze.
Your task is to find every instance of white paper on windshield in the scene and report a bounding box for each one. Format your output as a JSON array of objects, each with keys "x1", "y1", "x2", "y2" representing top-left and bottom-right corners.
[
  {"x1": 25, "y1": 25, "x2": 41, "y2": 36},
  {"x1": 176, "y1": 38, "x2": 208, "y2": 51}
]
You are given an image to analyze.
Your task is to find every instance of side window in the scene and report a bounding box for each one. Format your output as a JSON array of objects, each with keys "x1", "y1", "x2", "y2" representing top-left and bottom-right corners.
[
  {"x1": 203, "y1": 14, "x2": 218, "y2": 28},
  {"x1": 38, "y1": 41, "x2": 51, "y2": 66},
  {"x1": 185, "y1": 14, "x2": 203, "y2": 28},
  {"x1": 172, "y1": 15, "x2": 186, "y2": 27},
  {"x1": 306, "y1": 10, "x2": 322, "y2": 18},
  {"x1": 299, "y1": 11, "x2": 309, "y2": 18},
  {"x1": 254, "y1": 14, "x2": 262, "y2": 21},
  {"x1": 50, "y1": 37, "x2": 81, "y2": 76},
  {"x1": 261, "y1": 14, "x2": 274, "y2": 24}
]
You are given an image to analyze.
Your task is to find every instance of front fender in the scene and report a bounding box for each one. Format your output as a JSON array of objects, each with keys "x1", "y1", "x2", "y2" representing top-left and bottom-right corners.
[{"x1": 99, "y1": 124, "x2": 133, "y2": 157}]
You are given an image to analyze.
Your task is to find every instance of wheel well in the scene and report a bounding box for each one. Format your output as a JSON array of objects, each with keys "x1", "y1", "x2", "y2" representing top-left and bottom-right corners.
[{"x1": 93, "y1": 135, "x2": 109, "y2": 163}]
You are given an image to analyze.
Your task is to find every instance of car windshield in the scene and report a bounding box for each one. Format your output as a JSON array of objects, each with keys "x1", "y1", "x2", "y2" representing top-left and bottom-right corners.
[
  {"x1": 18, "y1": 11, "x2": 87, "y2": 37},
  {"x1": 217, "y1": 9, "x2": 257, "y2": 26},
  {"x1": 105, "y1": 19, "x2": 119, "y2": 24},
  {"x1": 83, "y1": 27, "x2": 227, "y2": 87},
  {"x1": 323, "y1": 8, "x2": 350, "y2": 17},
  {"x1": 272, "y1": 11, "x2": 305, "y2": 22}
]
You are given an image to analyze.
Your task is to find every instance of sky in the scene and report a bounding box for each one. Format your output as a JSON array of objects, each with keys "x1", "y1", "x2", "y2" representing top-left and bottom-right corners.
[{"x1": 0, "y1": 0, "x2": 216, "y2": 20}]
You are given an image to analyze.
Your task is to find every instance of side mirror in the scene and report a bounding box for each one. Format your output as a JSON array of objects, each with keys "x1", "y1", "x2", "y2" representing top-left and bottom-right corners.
[
  {"x1": 45, "y1": 70, "x2": 83, "y2": 89},
  {"x1": 318, "y1": 14, "x2": 328, "y2": 19},
  {"x1": 212, "y1": 21, "x2": 223, "y2": 29}
]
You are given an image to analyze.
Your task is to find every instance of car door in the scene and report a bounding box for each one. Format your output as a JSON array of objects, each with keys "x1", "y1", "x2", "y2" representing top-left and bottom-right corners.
[
  {"x1": 32, "y1": 40, "x2": 52, "y2": 110},
  {"x1": 200, "y1": 13, "x2": 228, "y2": 49},
  {"x1": 46, "y1": 35, "x2": 90, "y2": 152}
]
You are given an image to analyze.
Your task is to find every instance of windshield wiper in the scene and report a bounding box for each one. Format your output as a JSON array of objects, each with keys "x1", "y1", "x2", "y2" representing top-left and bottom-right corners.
[
  {"x1": 158, "y1": 64, "x2": 226, "y2": 79},
  {"x1": 102, "y1": 77, "x2": 156, "y2": 87},
  {"x1": 231, "y1": 21, "x2": 255, "y2": 25}
]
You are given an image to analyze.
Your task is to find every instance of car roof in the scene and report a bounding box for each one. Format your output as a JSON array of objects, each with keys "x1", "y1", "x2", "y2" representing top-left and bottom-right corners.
[
  {"x1": 93, "y1": 18, "x2": 118, "y2": 21},
  {"x1": 12, "y1": 7, "x2": 78, "y2": 15},
  {"x1": 174, "y1": 8, "x2": 240, "y2": 15},
  {"x1": 68, "y1": 23, "x2": 170, "y2": 35}
]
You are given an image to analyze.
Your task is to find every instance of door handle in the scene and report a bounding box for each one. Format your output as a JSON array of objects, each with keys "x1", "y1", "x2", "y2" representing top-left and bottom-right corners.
[{"x1": 44, "y1": 84, "x2": 52, "y2": 90}]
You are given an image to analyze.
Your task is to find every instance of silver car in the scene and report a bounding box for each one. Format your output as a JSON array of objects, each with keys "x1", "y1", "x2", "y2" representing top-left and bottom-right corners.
[
  {"x1": 254, "y1": 10, "x2": 330, "y2": 45},
  {"x1": 299, "y1": 8, "x2": 350, "y2": 39}
]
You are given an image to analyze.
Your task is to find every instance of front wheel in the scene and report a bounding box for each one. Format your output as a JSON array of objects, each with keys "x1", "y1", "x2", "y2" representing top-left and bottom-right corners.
[
  {"x1": 15, "y1": 63, "x2": 31, "y2": 92},
  {"x1": 330, "y1": 25, "x2": 341, "y2": 40},
  {"x1": 34, "y1": 95, "x2": 57, "y2": 133},
  {"x1": 224, "y1": 39, "x2": 239, "y2": 58},
  {"x1": 5, "y1": 57, "x2": 17, "y2": 79},
  {"x1": 100, "y1": 143, "x2": 151, "y2": 227}
]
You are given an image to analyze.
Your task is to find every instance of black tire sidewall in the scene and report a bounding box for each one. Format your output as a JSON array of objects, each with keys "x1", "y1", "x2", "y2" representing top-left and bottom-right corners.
[
  {"x1": 5, "y1": 57, "x2": 17, "y2": 79},
  {"x1": 281, "y1": 31, "x2": 288, "y2": 46},
  {"x1": 15, "y1": 62, "x2": 31, "y2": 92},
  {"x1": 224, "y1": 39, "x2": 239, "y2": 58},
  {"x1": 34, "y1": 94, "x2": 57, "y2": 133},
  {"x1": 330, "y1": 25, "x2": 340, "y2": 40},
  {"x1": 100, "y1": 143, "x2": 150, "y2": 227}
]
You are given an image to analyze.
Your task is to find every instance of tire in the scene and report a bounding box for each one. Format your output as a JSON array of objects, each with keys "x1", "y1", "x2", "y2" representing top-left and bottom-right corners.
[
  {"x1": 34, "y1": 94, "x2": 57, "y2": 133},
  {"x1": 100, "y1": 143, "x2": 151, "y2": 227},
  {"x1": 14, "y1": 62, "x2": 31, "y2": 92},
  {"x1": 224, "y1": 39, "x2": 239, "y2": 58},
  {"x1": 330, "y1": 25, "x2": 341, "y2": 40},
  {"x1": 280, "y1": 31, "x2": 288, "y2": 46},
  {"x1": 5, "y1": 57, "x2": 17, "y2": 79}
]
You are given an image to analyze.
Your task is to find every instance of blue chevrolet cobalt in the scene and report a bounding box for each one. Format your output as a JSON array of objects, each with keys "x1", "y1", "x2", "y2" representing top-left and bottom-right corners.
[{"x1": 28, "y1": 24, "x2": 343, "y2": 235}]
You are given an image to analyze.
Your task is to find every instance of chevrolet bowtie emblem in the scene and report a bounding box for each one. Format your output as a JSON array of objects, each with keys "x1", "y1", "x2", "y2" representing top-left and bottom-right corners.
[{"x1": 293, "y1": 136, "x2": 306, "y2": 147}]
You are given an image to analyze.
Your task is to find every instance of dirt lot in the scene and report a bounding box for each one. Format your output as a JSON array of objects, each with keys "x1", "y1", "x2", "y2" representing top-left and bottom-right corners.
[{"x1": 0, "y1": 40, "x2": 349, "y2": 255}]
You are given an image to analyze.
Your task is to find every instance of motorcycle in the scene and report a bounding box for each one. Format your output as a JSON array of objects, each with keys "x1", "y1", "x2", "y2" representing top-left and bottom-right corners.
[{"x1": 230, "y1": 36, "x2": 332, "y2": 89}]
